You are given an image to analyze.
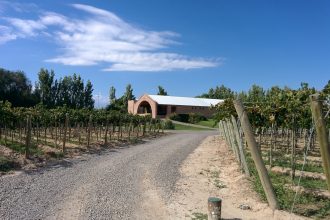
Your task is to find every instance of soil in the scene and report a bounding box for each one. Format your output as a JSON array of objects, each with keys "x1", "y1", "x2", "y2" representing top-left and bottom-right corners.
[{"x1": 164, "y1": 135, "x2": 310, "y2": 220}]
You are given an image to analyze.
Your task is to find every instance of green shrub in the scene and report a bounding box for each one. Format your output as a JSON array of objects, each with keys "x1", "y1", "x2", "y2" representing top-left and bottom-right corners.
[
  {"x1": 188, "y1": 113, "x2": 207, "y2": 124},
  {"x1": 169, "y1": 113, "x2": 189, "y2": 123},
  {"x1": 163, "y1": 119, "x2": 175, "y2": 129},
  {"x1": 0, "y1": 156, "x2": 18, "y2": 172}
]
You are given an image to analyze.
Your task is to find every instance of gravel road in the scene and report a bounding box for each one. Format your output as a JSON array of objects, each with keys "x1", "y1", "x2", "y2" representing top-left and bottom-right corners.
[{"x1": 0, "y1": 130, "x2": 216, "y2": 220}]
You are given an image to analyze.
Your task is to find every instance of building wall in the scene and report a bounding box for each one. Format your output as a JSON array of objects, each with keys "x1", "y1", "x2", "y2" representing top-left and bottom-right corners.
[
  {"x1": 127, "y1": 100, "x2": 135, "y2": 114},
  {"x1": 128, "y1": 95, "x2": 216, "y2": 119},
  {"x1": 166, "y1": 105, "x2": 215, "y2": 118},
  {"x1": 131, "y1": 94, "x2": 158, "y2": 118}
]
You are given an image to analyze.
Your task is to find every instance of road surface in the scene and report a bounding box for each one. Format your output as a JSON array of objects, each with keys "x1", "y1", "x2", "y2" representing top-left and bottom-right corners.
[{"x1": 0, "y1": 130, "x2": 216, "y2": 220}]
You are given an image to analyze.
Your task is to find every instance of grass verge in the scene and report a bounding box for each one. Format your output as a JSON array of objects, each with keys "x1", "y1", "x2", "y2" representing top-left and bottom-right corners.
[
  {"x1": 246, "y1": 154, "x2": 330, "y2": 218},
  {"x1": 195, "y1": 119, "x2": 217, "y2": 128},
  {"x1": 174, "y1": 123, "x2": 213, "y2": 131}
]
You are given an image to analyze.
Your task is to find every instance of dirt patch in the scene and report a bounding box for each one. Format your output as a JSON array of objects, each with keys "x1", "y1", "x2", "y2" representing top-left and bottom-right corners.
[
  {"x1": 55, "y1": 183, "x2": 91, "y2": 219},
  {"x1": 166, "y1": 135, "x2": 310, "y2": 220},
  {"x1": 136, "y1": 171, "x2": 168, "y2": 220}
]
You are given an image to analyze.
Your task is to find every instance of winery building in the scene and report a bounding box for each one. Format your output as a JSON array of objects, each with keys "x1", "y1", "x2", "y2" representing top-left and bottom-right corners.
[{"x1": 128, "y1": 94, "x2": 223, "y2": 119}]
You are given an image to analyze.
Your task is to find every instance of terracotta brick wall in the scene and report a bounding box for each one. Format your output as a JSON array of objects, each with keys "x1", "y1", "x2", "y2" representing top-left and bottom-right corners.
[{"x1": 166, "y1": 105, "x2": 215, "y2": 118}]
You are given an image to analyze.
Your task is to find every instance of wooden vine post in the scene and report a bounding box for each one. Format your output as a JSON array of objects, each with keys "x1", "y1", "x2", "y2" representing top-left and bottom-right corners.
[
  {"x1": 54, "y1": 116, "x2": 58, "y2": 148},
  {"x1": 231, "y1": 115, "x2": 250, "y2": 177},
  {"x1": 104, "y1": 120, "x2": 109, "y2": 145},
  {"x1": 25, "y1": 115, "x2": 31, "y2": 159},
  {"x1": 87, "y1": 115, "x2": 92, "y2": 147},
  {"x1": 62, "y1": 113, "x2": 69, "y2": 154},
  {"x1": 233, "y1": 99, "x2": 279, "y2": 210},
  {"x1": 310, "y1": 94, "x2": 330, "y2": 191}
]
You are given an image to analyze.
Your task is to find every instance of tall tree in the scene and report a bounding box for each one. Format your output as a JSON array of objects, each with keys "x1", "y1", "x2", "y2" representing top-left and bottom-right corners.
[
  {"x1": 323, "y1": 80, "x2": 330, "y2": 96},
  {"x1": 84, "y1": 80, "x2": 94, "y2": 109},
  {"x1": 0, "y1": 68, "x2": 37, "y2": 107},
  {"x1": 109, "y1": 86, "x2": 116, "y2": 104},
  {"x1": 122, "y1": 84, "x2": 135, "y2": 110},
  {"x1": 199, "y1": 85, "x2": 234, "y2": 99},
  {"x1": 35, "y1": 68, "x2": 55, "y2": 107},
  {"x1": 247, "y1": 84, "x2": 265, "y2": 102},
  {"x1": 157, "y1": 86, "x2": 168, "y2": 95}
]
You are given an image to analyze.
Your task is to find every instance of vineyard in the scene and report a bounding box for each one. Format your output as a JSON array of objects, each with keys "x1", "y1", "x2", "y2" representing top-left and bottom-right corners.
[
  {"x1": 0, "y1": 101, "x2": 164, "y2": 173},
  {"x1": 218, "y1": 94, "x2": 330, "y2": 219}
]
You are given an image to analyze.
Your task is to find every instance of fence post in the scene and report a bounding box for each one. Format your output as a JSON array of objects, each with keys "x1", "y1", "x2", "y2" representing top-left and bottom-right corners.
[
  {"x1": 231, "y1": 115, "x2": 250, "y2": 177},
  {"x1": 227, "y1": 119, "x2": 240, "y2": 162},
  {"x1": 62, "y1": 113, "x2": 69, "y2": 154},
  {"x1": 220, "y1": 121, "x2": 229, "y2": 144},
  {"x1": 25, "y1": 116, "x2": 31, "y2": 159},
  {"x1": 87, "y1": 115, "x2": 92, "y2": 147},
  {"x1": 224, "y1": 121, "x2": 234, "y2": 150},
  {"x1": 233, "y1": 99, "x2": 279, "y2": 210},
  {"x1": 218, "y1": 121, "x2": 223, "y2": 137},
  {"x1": 310, "y1": 94, "x2": 330, "y2": 191}
]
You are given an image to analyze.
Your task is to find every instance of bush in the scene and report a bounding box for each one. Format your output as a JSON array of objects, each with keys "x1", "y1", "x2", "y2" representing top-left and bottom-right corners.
[
  {"x1": 169, "y1": 113, "x2": 189, "y2": 123},
  {"x1": 0, "y1": 156, "x2": 18, "y2": 172},
  {"x1": 163, "y1": 119, "x2": 175, "y2": 129},
  {"x1": 188, "y1": 113, "x2": 207, "y2": 124}
]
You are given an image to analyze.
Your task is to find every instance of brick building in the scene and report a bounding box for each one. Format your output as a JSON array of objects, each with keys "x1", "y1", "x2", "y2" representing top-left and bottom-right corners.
[{"x1": 128, "y1": 94, "x2": 223, "y2": 119}]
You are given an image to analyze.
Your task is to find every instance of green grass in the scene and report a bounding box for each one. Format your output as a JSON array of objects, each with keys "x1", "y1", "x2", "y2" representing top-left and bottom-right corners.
[
  {"x1": 191, "y1": 212, "x2": 208, "y2": 220},
  {"x1": 173, "y1": 123, "x2": 213, "y2": 131},
  {"x1": 246, "y1": 153, "x2": 330, "y2": 218},
  {"x1": 263, "y1": 156, "x2": 324, "y2": 174},
  {"x1": 195, "y1": 119, "x2": 217, "y2": 128},
  {"x1": 0, "y1": 139, "x2": 44, "y2": 156}
]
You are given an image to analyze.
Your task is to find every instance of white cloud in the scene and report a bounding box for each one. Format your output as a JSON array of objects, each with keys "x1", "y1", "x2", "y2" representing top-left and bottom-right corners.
[
  {"x1": 4, "y1": 18, "x2": 46, "y2": 36},
  {"x1": 0, "y1": 25, "x2": 16, "y2": 44},
  {"x1": 0, "y1": 4, "x2": 222, "y2": 71}
]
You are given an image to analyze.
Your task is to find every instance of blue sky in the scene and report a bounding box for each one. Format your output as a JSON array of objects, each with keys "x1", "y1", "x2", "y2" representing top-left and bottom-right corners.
[{"x1": 0, "y1": 0, "x2": 329, "y2": 107}]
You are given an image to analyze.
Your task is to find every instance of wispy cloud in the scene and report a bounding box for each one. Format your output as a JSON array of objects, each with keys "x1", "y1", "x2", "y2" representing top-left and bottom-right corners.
[
  {"x1": 0, "y1": 3, "x2": 222, "y2": 71},
  {"x1": 0, "y1": 1, "x2": 39, "y2": 13}
]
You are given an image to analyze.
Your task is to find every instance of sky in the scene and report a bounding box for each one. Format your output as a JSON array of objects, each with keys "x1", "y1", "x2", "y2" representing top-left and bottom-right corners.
[{"x1": 0, "y1": 0, "x2": 329, "y2": 107}]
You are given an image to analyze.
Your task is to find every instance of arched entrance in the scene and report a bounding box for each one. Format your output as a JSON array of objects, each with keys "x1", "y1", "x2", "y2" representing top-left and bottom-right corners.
[{"x1": 137, "y1": 101, "x2": 152, "y2": 115}]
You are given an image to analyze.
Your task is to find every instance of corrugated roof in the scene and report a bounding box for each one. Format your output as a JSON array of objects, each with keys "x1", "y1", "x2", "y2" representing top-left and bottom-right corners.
[{"x1": 148, "y1": 95, "x2": 223, "y2": 107}]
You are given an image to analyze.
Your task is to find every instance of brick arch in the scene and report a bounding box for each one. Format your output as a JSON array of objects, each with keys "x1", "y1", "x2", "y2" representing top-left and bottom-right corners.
[{"x1": 133, "y1": 94, "x2": 157, "y2": 118}]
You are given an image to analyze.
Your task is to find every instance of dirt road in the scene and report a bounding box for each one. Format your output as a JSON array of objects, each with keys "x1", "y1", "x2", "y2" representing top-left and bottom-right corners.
[{"x1": 0, "y1": 131, "x2": 216, "y2": 220}]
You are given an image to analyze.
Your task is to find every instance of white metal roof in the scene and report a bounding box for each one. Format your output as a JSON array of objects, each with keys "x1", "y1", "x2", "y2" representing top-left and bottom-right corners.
[{"x1": 148, "y1": 95, "x2": 223, "y2": 107}]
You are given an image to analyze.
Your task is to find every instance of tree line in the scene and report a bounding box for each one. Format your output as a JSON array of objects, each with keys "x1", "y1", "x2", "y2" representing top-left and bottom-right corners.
[{"x1": 0, "y1": 68, "x2": 95, "y2": 109}]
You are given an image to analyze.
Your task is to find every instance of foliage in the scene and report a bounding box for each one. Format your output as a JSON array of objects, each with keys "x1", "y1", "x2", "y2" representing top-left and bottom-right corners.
[
  {"x1": 163, "y1": 119, "x2": 175, "y2": 129},
  {"x1": 108, "y1": 84, "x2": 136, "y2": 112},
  {"x1": 109, "y1": 86, "x2": 116, "y2": 104},
  {"x1": 0, "y1": 156, "x2": 19, "y2": 172},
  {"x1": 0, "y1": 68, "x2": 38, "y2": 107},
  {"x1": 212, "y1": 82, "x2": 323, "y2": 129},
  {"x1": 20, "y1": 68, "x2": 95, "y2": 109},
  {"x1": 199, "y1": 84, "x2": 234, "y2": 99},
  {"x1": 157, "y1": 86, "x2": 168, "y2": 95},
  {"x1": 188, "y1": 113, "x2": 206, "y2": 124},
  {"x1": 169, "y1": 113, "x2": 189, "y2": 123}
]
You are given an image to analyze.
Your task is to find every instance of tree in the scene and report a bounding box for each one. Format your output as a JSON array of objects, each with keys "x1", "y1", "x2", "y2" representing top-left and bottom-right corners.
[
  {"x1": 199, "y1": 85, "x2": 234, "y2": 99},
  {"x1": 121, "y1": 84, "x2": 135, "y2": 111},
  {"x1": 157, "y1": 86, "x2": 168, "y2": 96},
  {"x1": 323, "y1": 80, "x2": 330, "y2": 95},
  {"x1": 35, "y1": 68, "x2": 55, "y2": 107},
  {"x1": 84, "y1": 80, "x2": 94, "y2": 109},
  {"x1": 109, "y1": 86, "x2": 116, "y2": 104},
  {"x1": 247, "y1": 84, "x2": 265, "y2": 103},
  {"x1": 0, "y1": 68, "x2": 37, "y2": 107},
  {"x1": 124, "y1": 84, "x2": 135, "y2": 101}
]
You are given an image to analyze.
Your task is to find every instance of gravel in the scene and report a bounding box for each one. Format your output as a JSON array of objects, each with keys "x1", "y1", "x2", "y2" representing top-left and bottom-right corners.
[{"x1": 0, "y1": 130, "x2": 216, "y2": 219}]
